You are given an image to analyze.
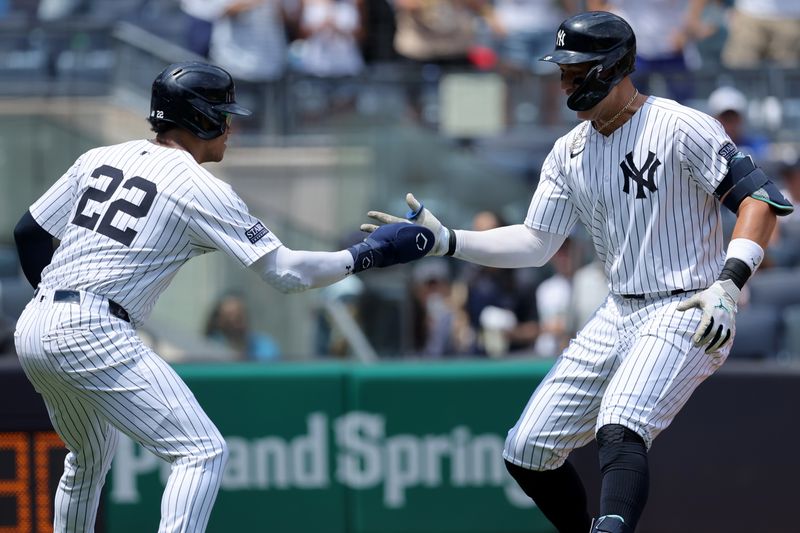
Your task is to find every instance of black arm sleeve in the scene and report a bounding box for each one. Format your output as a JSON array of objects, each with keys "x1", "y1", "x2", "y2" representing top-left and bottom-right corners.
[{"x1": 13, "y1": 211, "x2": 56, "y2": 288}]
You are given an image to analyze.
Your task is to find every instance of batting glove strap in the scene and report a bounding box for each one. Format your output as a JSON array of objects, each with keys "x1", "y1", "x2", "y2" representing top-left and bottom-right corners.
[
  {"x1": 444, "y1": 227, "x2": 457, "y2": 256},
  {"x1": 676, "y1": 279, "x2": 740, "y2": 353},
  {"x1": 347, "y1": 223, "x2": 434, "y2": 273}
]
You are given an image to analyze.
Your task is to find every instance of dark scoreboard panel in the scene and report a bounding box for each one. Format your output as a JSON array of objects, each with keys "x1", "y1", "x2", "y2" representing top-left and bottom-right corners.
[
  {"x1": 0, "y1": 431, "x2": 63, "y2": 533},
  {"x1": 0, "y1": 360, "x2": 94, "y2": 533}
]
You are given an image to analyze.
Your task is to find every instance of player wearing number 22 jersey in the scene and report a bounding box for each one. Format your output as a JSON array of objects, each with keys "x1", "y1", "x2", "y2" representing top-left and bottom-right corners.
[{"x1": 12, "y1": 62, "x2": 432, "y2": 533}]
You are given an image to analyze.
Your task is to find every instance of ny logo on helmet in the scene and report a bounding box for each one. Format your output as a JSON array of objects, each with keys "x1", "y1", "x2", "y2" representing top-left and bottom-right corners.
[
  {"x1": 620, "y1": 151, "x2": 660, "y2": 199},
  {"x1": 556, "y1": 30, "x2": 566, "y2": 47}
]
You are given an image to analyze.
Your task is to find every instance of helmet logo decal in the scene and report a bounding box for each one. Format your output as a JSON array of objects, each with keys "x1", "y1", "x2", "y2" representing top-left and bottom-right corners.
[
  {"x1": 556, "y1": 29, "x2": 566, "y2": 47},
  {"x1": 155, "y1": 110, "x2": 164, "y2": 119}
]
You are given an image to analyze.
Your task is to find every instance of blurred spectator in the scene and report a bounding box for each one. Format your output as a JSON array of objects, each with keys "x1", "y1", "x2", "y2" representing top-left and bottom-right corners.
[
  {"x1": 533, "y1": 237, "x2": 575, "y2": 357},
  {"x1": 180, "y1": 0, "x2": 224, "y2": 58},
  {"x1": 769, "y1": 159, "x2": 800, "y2": 267},
  {"x1": 483, "y1": 0, "x2": 576, "y2": 74},
  {"x1": 569, "y1": 258, "x2": 608, "y2": 333},
  {"x1": 204, "y1": 291, "x2": 281, "y2": 361},
  {"x1": 481, "y1": 0, "x2": 577, "y2": 125},
  {"x1": 360, "y1": 0, "x2": 398, "y2": 62},
  {"x1": 409, "y1": 257, "x2": 474, "y2": 357},
  {"x1": 314, "y1": 231, "x2": 368, "y2": 358},
  {"x1": 315, "y1": 275, "x2": 367, "y2": 357},
  {"x1": 459, "y1": 210, "x2": 540, "y2": 357},
  {"x1": 587, "y1": 0, "x2": 714, "y2": 102},
  {"x1": 721, "y1": 0, "x2": 800, "y2": 69},
  {"x1": 392, "y1": 0, "x2": 486, "y2": 66},
  {"x1": 210, "y1": 0, "x2": 296, "y2": 82},
  {"x1": 37, "y1": 0, "x2": 83, "y2": 20},
  {"x1": 291, "y1": 0, "x2": 365, "y2": 76},
  {"x1": 707, "y1": 85, "x2": 769, "y2": 160}
]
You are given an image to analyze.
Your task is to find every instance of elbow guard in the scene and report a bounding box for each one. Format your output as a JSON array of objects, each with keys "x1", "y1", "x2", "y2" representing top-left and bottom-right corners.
[{"x1": 715, "y1": 154, "x2": 793, "y2": 215}]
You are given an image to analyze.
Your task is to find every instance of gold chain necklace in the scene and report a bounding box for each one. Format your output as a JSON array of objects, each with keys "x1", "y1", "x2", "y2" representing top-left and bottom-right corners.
[
  {"x1": 594, "y1": 89, "x2": 639, "y2": 132},
  {"x1": 570, "y1": 89, "x2": 640, "y2": 155}
]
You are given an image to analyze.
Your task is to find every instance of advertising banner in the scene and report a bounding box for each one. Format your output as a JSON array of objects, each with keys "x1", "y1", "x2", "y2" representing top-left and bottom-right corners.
[{"x1": 104, "y1": 361, "x2": 556, "y2": 533}]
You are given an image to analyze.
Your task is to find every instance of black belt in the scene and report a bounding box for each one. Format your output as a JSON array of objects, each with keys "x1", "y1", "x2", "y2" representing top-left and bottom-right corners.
[
  {"x1": 52, "y1": 289, "x2": 131, "y2": 323},
  {"x1": 620, "y1": 289, "x2": 687, "y2": 300}
]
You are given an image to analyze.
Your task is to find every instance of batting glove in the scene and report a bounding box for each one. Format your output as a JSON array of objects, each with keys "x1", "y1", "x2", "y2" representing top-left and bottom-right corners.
[
  {"x1": 676, "y1": 279, "x2": 740, "y2": 353},
  {"x1": 361, "y1": 193, "x2": 453, "y2": 257},
  {"x1": 347, "y1": 222, "x2": 434, "y2": 273}
]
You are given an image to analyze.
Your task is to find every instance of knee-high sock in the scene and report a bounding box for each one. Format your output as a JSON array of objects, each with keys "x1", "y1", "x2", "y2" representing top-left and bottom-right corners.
[
  {"x1": 505, "y1": 459, "x2": 592, "y2": 533},
  {"x1": 597, "y1": 424, "x2": 650, "y2": 530}
]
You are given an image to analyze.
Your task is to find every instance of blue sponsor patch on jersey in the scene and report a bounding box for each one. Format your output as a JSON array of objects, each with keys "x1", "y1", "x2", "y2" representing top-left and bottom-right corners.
[
  {"x1": 718, "y1": 141, "x2": 738, "y2": 161},
  {"x1": 246, "y1": 222, "x2": 269, "y2": 244}
]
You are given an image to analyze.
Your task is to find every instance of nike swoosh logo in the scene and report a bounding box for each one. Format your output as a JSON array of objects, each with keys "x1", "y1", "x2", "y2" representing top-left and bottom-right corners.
[{"x1": 570, "y1": 147, "x2": 585, "y2": 158}]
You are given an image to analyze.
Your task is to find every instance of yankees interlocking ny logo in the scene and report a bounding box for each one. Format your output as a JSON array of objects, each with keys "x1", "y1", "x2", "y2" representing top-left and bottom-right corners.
[
  {"x1": 620, "y1": 151, "x2": 661, "y2": 199},
  {"x1": 556, "y1": 30, "x2": 566, "y2": 47}
]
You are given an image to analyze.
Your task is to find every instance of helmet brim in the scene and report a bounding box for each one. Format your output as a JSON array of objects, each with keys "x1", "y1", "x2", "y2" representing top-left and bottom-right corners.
[
  {"x1": 216, "y1": 102, "x2": 252, "y2": 116},
  {"x1": 539, "y1": 49, "x2": 605, "y2": 64}
]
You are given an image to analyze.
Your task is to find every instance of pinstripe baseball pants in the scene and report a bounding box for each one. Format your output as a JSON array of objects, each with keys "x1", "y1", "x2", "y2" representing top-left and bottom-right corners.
[
  {"x1": 14, "y1": 288, "x2": 227, "y2": 533},
  {"x1": 504, "y1": 291, "x2": 730, "y2": 470}
]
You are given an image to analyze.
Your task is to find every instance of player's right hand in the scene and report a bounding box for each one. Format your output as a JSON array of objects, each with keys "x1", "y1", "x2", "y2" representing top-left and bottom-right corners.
[
  {"x1": 676, "y1": 280, "x2": 740, "y2": 353},
  {"x1": 347, "y1": 222, "x2": 434, "y2": 273},
  {"x1": 361, "y1": 193, "x2": 451, "y2": 256}
]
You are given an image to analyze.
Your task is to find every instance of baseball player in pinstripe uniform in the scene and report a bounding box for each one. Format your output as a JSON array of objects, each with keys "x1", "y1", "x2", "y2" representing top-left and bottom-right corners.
[
  {"x1": 12, "y1": 61, "x2": 432, "y2": 533},
  {"x1": 363, "y1": 11, "x2": 793, "y2": 533}
]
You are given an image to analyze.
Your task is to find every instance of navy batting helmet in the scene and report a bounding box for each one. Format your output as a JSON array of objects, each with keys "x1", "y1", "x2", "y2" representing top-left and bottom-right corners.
[
  {"x1": 540, "y1": 11, "x2": 636, "y2": 112},
  {"x1": 149, "y1": 62, "x2": 251, "y2": 140}
]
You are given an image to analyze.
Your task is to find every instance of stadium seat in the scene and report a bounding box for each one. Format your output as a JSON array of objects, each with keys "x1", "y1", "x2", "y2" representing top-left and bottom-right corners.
[
  {"x1": 0, "y1": 277, "x2": 33, "y2": 320},
  {"x1": 780, "y1": 304, "x2": 800, "y2": 360},
  {"x1": 0, "y1": 247, "x2": 20, "y2": 278},
  {"x1": 747, "y1": 268, "x2": 800, "y2": 313},
  {"x1": 729, "y1": 304, "x2": 781, "y2": 359}
]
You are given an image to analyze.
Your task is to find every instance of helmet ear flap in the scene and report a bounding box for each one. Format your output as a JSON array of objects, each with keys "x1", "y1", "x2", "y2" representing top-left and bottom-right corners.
[
  {"x1": 567, "y1": 63, "x2": 605, "y2": 111},
  {"x1": 565, "y1": 42, "x2": 636, "y2": 112},
  {"x1": 615, "y1": 47, "x2": 637, "y2": 78}
]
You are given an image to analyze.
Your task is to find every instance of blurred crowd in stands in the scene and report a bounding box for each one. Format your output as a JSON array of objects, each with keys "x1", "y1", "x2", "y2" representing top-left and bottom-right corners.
[
  {"x1": 0, "y1": 0, "x2": 799, "y2": 362},
  {"x1": 1, "y1": 1, "x2": 798, "y2": 87}
]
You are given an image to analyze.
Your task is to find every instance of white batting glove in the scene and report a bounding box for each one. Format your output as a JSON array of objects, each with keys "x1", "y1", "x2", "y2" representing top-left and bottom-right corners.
[
  {"x1": 676, "y1": 279, "x2": 740, "y2": 353},
  {"x1": 360, "y1": 193, "x2": 452, "y2": 256}
]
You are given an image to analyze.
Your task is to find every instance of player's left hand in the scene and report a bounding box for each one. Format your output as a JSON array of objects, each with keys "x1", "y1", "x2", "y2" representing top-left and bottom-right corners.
[
  {"x1": 676, "y1": 280, "x2": 740, "y2": 353},
  {"x1": 347, "y1": 222, "x2": 434, "y2": 273}
]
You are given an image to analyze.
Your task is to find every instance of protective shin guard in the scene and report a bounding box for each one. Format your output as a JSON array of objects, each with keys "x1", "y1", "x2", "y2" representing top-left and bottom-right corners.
[
  {"x1": 596, "y1": 424, "x2": 649, "y2": 531},
  {"x1": 504, "y1": 460, "x2": 591, "y2": 533}
]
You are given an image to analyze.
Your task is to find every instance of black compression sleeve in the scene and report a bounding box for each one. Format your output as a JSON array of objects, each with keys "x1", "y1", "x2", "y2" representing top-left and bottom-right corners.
[{"x1": 13, "y1": 211, "x2": 55, "y2": 288}]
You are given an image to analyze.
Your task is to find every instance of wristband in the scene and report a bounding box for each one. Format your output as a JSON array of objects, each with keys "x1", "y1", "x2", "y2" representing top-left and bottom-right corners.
[
  {"x1": 718, "y1": 238, "x2": 764, "y2": 289},
  {"x1": 445, "y1": 228, "x2": 457, "y2": 256},
  {"x1": 725, "y1": 237, "x2": 764, "y2": 273}
]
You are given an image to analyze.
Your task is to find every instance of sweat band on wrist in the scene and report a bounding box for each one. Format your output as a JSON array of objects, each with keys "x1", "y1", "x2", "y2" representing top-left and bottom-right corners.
[
  {"x1": 718, "y1": 238, "x2": 764, "y2": 289},
  {"x1": 726, "y1": 238, "x2": 764, "y2": 273}
]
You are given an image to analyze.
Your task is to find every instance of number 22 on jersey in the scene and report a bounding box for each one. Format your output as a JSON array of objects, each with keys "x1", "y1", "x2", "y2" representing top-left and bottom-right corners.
[{"x1": 71, "y1": 164, "x2": 158, "y2": 246}]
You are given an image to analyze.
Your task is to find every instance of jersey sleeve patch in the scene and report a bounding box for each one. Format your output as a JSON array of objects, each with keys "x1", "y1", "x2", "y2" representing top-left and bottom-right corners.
[
  {"x1": 718, "y1": 141, "x2": 738, "y2": 161},
  {"x1": 246, "y1": 222, "x2": 270, "y2": 244}
]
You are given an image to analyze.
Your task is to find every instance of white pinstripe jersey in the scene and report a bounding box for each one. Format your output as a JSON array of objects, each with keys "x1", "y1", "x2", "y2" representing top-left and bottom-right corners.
[
  {"x1": 29, "y1": 139, "x2": 282, "y2": 325},
  {"x1": 526, "y1": 96, "x2": 733, "y2": 296}
]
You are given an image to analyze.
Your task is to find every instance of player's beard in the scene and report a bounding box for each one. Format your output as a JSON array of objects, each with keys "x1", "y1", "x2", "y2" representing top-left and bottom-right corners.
[{"x1": 208, "y1": 135, "x2": 228, "y2": 163}]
